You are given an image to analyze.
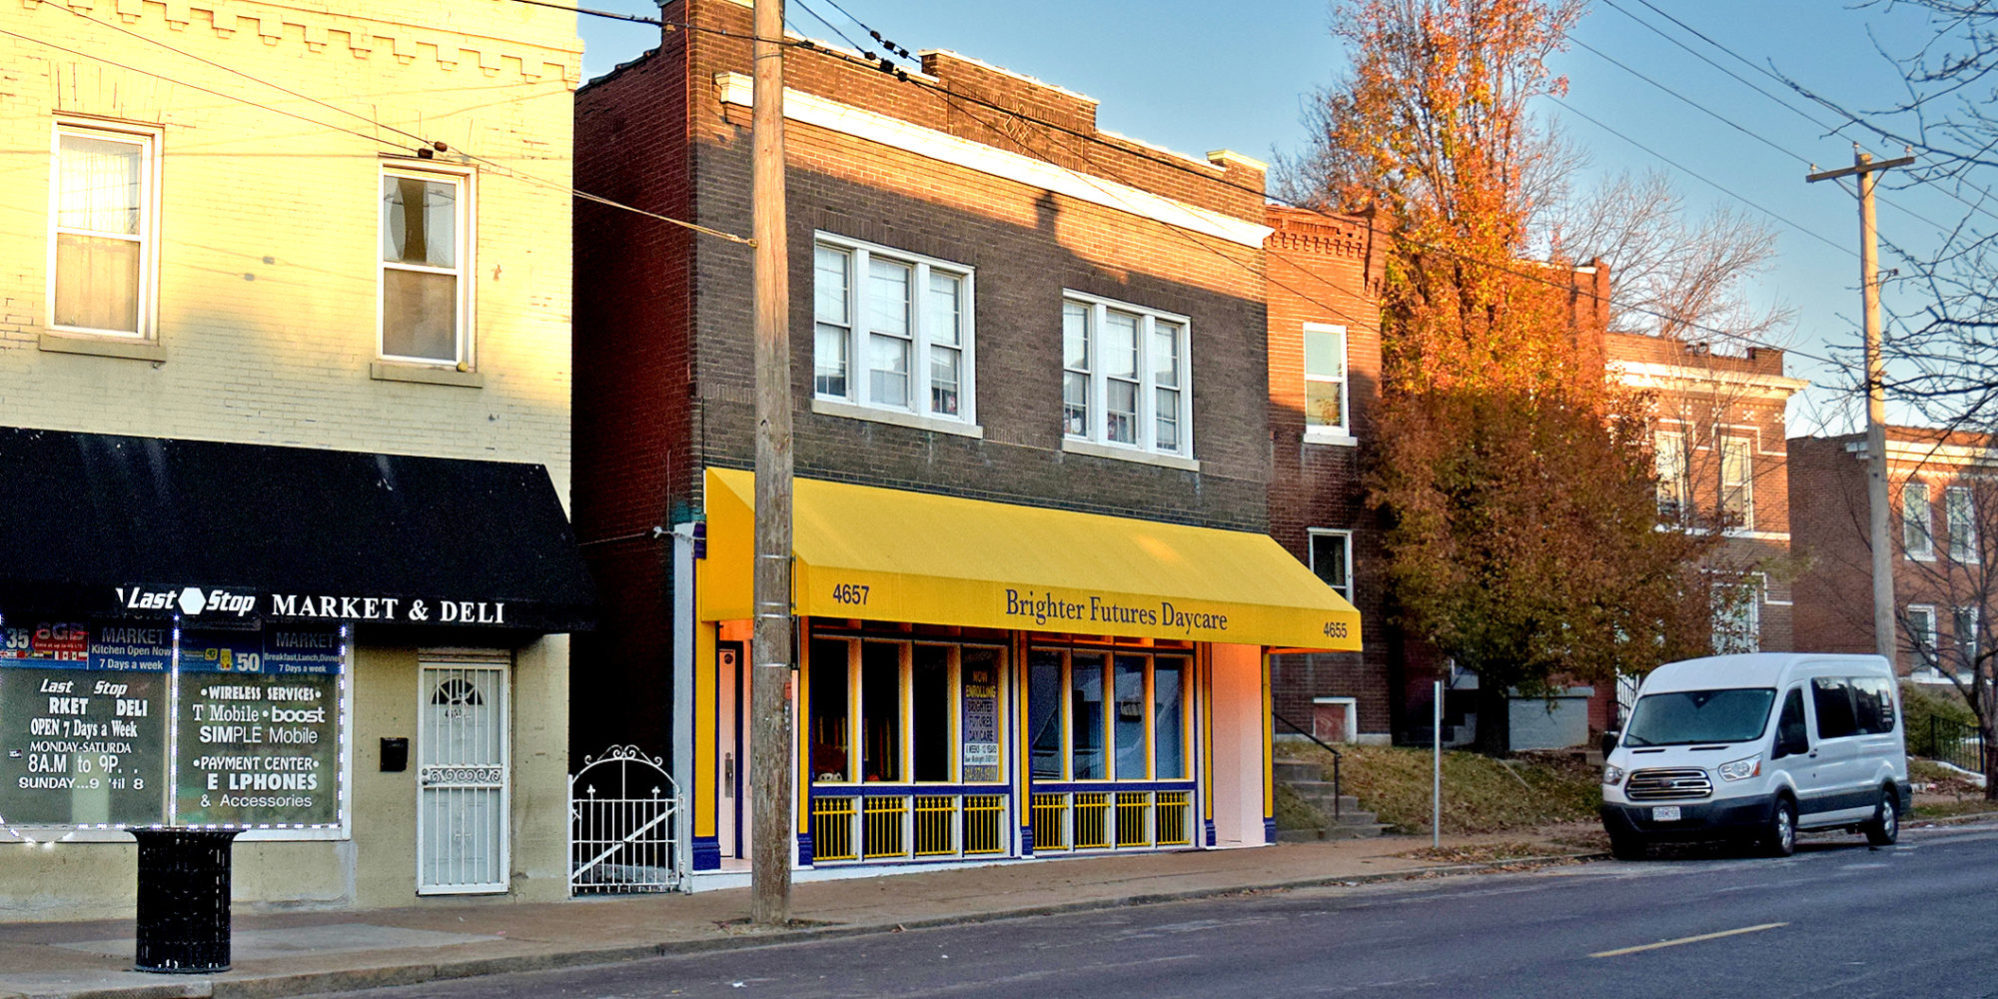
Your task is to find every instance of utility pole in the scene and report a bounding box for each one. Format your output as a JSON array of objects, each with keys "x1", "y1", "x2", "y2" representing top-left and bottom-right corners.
[
  {"x1": 1808, "y1": 147, "x2": 1914, "y2": 663},
  {"x1": 749, "y1": 0, "x2": 794, "y2": 926}
]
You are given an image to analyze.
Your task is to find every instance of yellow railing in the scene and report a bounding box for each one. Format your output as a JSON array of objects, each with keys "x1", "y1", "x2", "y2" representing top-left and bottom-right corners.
[
  {"x1": 812, "y1": 796, "x2": 859, "y2": 862},
  {"x1": 1029, "y1": 789, "x2": 1195, "y2": 853},
  {"x1": 963, "y1": 795, "x2": 1005, "y2": 855},
  {"x1": 863, "y1": 795, "x2": 908, "y2": 859},
  {"x1": 914, "y1": 795, "x2": 956, "y2": 857},
  {"x1": 811, "y1": 791, "x2": 1013, "y2": 864}
]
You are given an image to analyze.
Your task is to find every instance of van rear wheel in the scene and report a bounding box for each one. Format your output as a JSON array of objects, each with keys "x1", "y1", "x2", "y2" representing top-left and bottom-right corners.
[
  {"x1": 1764, "y1": 797, "x2": 1797, "y2": 858},
  {"x1": 1864, "y1": 787, "x2": 1899, "y2": 846}
]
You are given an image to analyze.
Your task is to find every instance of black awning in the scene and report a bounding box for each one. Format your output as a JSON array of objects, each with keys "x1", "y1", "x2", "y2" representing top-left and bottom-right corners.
[{"x1": 0, "y1": 428, "x2": 595, "y2": 632}]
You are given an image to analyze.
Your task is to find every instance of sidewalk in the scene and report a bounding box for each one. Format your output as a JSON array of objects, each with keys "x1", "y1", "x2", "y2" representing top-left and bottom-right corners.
[{"x1": 0, "y1": 829, "x2": 1601, "y2": 999}]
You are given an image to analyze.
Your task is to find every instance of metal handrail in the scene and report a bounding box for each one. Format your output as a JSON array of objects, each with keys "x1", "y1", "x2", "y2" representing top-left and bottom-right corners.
[{"x1": 1271, "y1": 709, "x2": 1342, "y2": 820}]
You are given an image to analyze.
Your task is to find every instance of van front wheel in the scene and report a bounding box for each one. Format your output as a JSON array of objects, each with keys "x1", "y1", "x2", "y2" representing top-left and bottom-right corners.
[
  {"x1": 1865, "y1": 788, "x2": 1900, "y2": 846},
  {"x1": 1764, "y1": 797, "x2": 1797, "y2": 858},
  {"x1": 1608, "y1": 831, "x2": 1647, "y2": 861}
]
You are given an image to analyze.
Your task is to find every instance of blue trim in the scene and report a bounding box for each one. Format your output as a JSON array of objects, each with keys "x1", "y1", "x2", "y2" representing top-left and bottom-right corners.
[
  {"x1": 809, "y1": 782, "x2": 1011, "y2": 798},
  {"x1": 1021, "y1": 824, "x2": 1035, "y2": 856},
  {"x1": 796, "y1": 832, "x2": 814, "y2": 867},
  {"x1": 1262, "y1": 817, "x2": 1278, "y2": 845},
  {"x1": 1030, "y1": 780, "x2": 1199, "y2": 794},
  {"x1": 691, "y1": 836, "x2": 721, "y2": 871},
  {"x1": 1203, "y1": 820, "x2": 1217, "y2": 847}
]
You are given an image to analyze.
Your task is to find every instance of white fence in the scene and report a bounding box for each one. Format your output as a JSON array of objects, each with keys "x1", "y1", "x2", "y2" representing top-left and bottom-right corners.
[{"x1": 569, "y1": 745, "x2": 684, "y2": 894}]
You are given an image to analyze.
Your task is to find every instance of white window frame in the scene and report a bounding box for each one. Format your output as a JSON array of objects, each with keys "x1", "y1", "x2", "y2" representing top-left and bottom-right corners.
[
  {"x1": 1946, "y1": 484, "x2": 1978, "y2": 563},
  {"x1": 1908, "y1": 603, "x2": 1939, "y2": 671},
  {"x1": 810, "y1": 232, "x2": 978, "y2": 435},
  {"x1": 48, "y1": 121, "x2": 160, "y2": 342},
  {"x1": 1719, "y1": 435, "x2": 1754, "y2": 531},
  {"x1": 1307, "y1": 528, "x2": 1354, "y2": 603},
  {"x1": 1903, "y1": 480, "x2": 1935, "y2": 561},
  {"x1": 1061, "y1": 290, "x2": 1195, "y2": 467},
  {"x1": 378, "y1": 163, "x2": 474, "y2": 369},
  {"x1": 1302, "y1": 322, "x2": 1352, "y2": 444},
  {"x1": 1655, "y1": 430, "x2": 1688, "y2": 521},
  {"x1": 1955, "y1": 604, "x2": 1980, "y2": 675}
]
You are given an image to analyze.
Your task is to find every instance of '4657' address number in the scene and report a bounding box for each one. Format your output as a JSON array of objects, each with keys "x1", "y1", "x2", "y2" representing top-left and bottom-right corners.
[{"x1": 831, "y1": 583, "x2": 870, "y2": 607}]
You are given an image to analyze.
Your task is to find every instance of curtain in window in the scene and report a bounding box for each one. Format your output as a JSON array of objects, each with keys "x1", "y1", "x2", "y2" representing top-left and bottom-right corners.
[{"x1": 54, "y1": 134, "x2": 143, "y2": 333}]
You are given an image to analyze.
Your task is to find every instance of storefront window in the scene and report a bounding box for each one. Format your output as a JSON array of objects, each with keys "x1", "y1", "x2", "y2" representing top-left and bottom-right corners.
[
  {"x1": 1113, "y1": 655, "x2": 1148, "y2": 779},
  {"x1": 911, "y1": 644, "x2": 951, "y2": 782},
  {"x1": 860, "y1": 642, "x2": 903, "y2": 782},
  {"x1": 809, "y1": 638, "x2": 852, "y2": 781},
  {"x1": 1154, "y1": 658, "x2": 1186, "y2": 779},
  {"x1": 1029, "y1": 647, "x2": 1192, "y2": 783},
  {"x1": 1070, "y1": 652, "x2": 1107, "y2": 779},
  {"x1": 1029, "y1": 650, "x2": 1064, "y2": 779}
]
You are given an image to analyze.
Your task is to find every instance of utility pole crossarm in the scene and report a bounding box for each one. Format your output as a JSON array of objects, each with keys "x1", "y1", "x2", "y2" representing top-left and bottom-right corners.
[{"x1": 1805, "y1": 155, "x2": 1916, "y2": 184}]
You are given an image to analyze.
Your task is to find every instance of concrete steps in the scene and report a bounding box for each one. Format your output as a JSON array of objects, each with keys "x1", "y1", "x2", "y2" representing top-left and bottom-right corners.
[{"x1": 1273, "y1": 757, "x2": 1390, "y2": 840}]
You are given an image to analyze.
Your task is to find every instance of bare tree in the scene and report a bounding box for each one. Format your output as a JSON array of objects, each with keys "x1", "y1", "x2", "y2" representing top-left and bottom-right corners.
[{"x1": 1892, "y1": 457, "x2": 1998, "y2": 799}]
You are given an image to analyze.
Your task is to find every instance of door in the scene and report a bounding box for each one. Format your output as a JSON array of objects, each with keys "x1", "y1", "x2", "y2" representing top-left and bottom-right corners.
[
  {"x1": 418, "y1": 659, "x2": 510, "y2": 894},
  {"x1": 1807, "y1": 675, "x2": 1867, "y2": 822},
  {"x1": 716, "y1": 642, "x2": 743, "y2": 859}
]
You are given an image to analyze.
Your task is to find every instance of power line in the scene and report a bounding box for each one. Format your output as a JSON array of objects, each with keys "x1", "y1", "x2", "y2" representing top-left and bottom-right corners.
[{"x1": 23, "y1": 2, "x2": 751, "y2": 245}]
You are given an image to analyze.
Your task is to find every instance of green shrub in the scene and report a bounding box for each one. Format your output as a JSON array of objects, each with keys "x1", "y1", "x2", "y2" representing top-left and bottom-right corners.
[{"x1": 1901, "y1": 681, "x2": 1976, "y2": 757}]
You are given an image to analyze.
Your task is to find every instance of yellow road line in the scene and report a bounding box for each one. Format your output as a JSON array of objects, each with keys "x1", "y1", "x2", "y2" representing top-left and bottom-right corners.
[{"x1": 1589, "y1": 922, "x2": 1789, "y2": 958}]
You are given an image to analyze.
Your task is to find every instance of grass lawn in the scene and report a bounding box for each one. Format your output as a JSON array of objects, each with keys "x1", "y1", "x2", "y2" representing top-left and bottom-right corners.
[{"x1": 1277, "y1": 744, "x2": 1602, "y2": 835}]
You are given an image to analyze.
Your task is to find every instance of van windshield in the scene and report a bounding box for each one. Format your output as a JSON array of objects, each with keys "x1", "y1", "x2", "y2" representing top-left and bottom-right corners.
[{"x1": 1623, "y1": 688, "x2": 1776, "y2": 747}]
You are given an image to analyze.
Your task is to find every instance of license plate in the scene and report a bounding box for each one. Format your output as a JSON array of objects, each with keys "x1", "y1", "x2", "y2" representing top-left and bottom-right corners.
[{"x1": 1652, "y1": 806, "x2": 1682, "y2": 822}]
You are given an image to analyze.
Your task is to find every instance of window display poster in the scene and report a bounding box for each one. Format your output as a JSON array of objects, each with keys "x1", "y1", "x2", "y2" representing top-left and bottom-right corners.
[
  {"x1": 174, "y1": 626, "x2": 343, "y2": 827},
  {"x1": 961, "y1": 649, "x2": 1001, "y2": 783},
  {"x1": 0, "y1": 620, "x2": 171, "y2": 826}
]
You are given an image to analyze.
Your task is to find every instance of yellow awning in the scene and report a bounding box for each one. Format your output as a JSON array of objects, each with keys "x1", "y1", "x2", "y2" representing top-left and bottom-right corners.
[{"x1": 699, "y1": 468, "x2": 1359, "y2": 651}]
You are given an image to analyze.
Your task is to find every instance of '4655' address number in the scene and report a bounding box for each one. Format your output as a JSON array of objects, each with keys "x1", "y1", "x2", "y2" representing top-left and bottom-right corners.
[
  {"x1": 1322, "y1": 620, "x2": 1349, "y2": 639},
  {"x1": 831, "y1": 583, "x2": 870, "y2": 607}
]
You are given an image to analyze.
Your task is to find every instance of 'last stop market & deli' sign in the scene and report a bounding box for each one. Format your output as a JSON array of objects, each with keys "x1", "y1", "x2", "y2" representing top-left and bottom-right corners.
[{"x1": 0, "y1": 618, "x2": 344, "y2": 830}]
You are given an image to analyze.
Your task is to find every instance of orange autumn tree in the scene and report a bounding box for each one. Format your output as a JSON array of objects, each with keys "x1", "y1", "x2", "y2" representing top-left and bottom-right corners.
[{"x1": 1294, "y1": 0, "x2": 1716, "y2": 753}]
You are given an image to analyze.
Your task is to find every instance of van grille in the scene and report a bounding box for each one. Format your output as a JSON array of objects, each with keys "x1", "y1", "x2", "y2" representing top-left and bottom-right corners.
[{"x1": 1626, "y1": 768, "x2": 1713, "y2": 801}]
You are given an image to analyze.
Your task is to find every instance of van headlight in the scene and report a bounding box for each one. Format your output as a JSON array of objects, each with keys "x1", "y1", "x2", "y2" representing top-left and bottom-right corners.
[
  {"x1": 1602, "y1": 764, "x2": 1625, "y2": 786},
  {"x1": 1717, "y1": 756, "x2": 1762, "y2": 781}
]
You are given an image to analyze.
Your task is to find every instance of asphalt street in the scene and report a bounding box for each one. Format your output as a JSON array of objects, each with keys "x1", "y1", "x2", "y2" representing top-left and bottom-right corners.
[{"x1": 297, "y1": 825, "x2": 1998, "y2": 999}]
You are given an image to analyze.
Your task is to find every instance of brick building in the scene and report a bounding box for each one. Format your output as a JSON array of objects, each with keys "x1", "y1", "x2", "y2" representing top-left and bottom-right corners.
[
  {"x1": 1607, "y1": 332, "x2": 1807, "y2": 657},
  {"x1": 573, "y1": 0, "x2": 1356, "y2": 884},
  {"x1": 0, "y1": 0, "x2": 590, "y2": 917},
  {"x1": 1791, "y1": 427, "x2": 1998, "y2": 679}
]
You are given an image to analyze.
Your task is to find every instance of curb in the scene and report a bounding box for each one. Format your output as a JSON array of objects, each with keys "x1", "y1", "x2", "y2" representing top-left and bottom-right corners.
[{"x1": 14, "y1": 850, "x2": 1601, "y2": 999}]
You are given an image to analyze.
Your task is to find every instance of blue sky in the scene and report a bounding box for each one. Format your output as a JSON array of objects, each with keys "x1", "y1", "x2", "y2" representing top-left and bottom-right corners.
[{"x1": 577, "y1": 1, "x2": 1969, "y2": 435}]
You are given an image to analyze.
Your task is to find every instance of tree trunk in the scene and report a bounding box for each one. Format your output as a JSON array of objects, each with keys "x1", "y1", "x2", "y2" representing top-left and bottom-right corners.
[
  {"x1": 1983, "y1": 718, "x2": 1997, "y2": 803},
  {"x1": 1473, "y1": 681, "x2": 1511, "y2": 757}
]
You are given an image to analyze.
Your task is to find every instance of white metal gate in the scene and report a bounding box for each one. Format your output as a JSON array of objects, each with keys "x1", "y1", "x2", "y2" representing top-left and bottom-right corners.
[
  {"x1": 570, "y1": 745, "x2": 684, "y2": 893},
  {"x1": 417, "y1": 660, "x2": 510, "y2": 895}
]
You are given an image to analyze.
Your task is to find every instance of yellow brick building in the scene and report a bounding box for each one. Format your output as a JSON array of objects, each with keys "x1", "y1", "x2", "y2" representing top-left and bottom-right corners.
[{"x1": 0, "y1": 0, "x2": 588, "y2": 918}]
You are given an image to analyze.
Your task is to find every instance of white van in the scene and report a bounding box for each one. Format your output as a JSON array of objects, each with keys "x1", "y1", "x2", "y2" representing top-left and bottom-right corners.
[{"x1": 1600, "y1": 653, "x2": 1909, "y2": 859}]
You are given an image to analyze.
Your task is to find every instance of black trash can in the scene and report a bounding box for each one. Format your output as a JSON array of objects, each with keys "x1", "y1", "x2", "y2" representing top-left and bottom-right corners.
[{"x1": 131, "y1": 828, "x2": 241, "y2": 973}]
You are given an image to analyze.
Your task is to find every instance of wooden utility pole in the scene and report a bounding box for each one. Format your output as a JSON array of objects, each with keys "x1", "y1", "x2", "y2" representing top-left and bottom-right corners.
[
  {"x1": 1808, "y1": 147, "x2": 1914, "y2": 663},
  {"x1": 749, "y1": 0, "x2": 794, "y2": 926}
]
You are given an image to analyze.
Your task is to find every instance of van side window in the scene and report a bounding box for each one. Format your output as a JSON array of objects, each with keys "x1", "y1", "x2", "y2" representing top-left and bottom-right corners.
[
  {"x1": 1775, "y1": 687, "x2": 1809, "y2": 758},
  {"x1": 1812, "y1": 677, "x2": 1858, "y2": 739},
  {"x1": 1851, "y1": 676, "x2": 1897, "y2": 734}
]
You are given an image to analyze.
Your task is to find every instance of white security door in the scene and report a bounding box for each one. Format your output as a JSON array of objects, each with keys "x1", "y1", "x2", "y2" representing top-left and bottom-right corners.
[{"x1": 418, "y1": 660, "x2": 510, "y2": 894}]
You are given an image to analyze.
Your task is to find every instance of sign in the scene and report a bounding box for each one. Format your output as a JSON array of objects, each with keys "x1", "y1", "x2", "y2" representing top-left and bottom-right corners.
[
  {"x1": 174, "y1": 627, "x2": 343, "y2": 827},
  {"x1": 114, "y1": 585, "x2": 507, "y2": 627},
  {"x1": 0, "y1": 614, "x2": 345, "y2": 830},
  {"x1": 961, "y1": 648, "x2": 1001, "y2": 783},
  {"x1": 0, "y1": 621, "x2": 170, "y2": 826}
]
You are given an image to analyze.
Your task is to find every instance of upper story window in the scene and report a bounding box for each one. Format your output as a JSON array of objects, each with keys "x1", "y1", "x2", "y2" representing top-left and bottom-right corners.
[
  {"x1": 1063, "y1": 292, "x2": 1191, "y2": 459},
  {"x1": 1946, "y1": 485, "x2": 1978, "y2": 563},
  {"x1": 1903, "y1": 480, "x2": 1934, "y2": 559},
  {"x1": 1303, "y1": 322, "x2": 1349, "y2": 438},
  {"x1": 813, "y1": 235, "x2": 975, "y2": 427},
  {"x1": 51, "y1": 124, "x2": 156, "y2": 339},
  {"x1": 1710, "y1": 576, "x2": 1760, "y2": 654},
  {"x1": 1308, "y1": 529, "x2": 1353, "y2": 603},
  {"x1": 380, "y1": 167, "x2": 470, "y2": 366},
  {"x1": 1654, "y1": 431, "x2": 1688, "y2": 521},
  {"x1": 1719, "y1": 436, "x2": 1753, "y2": 530}
]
